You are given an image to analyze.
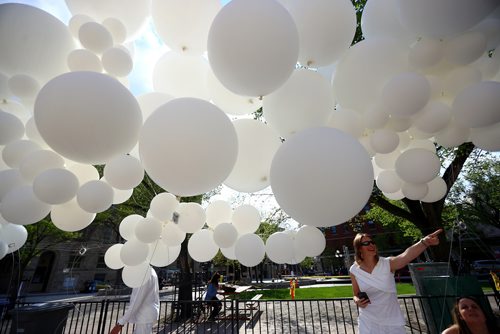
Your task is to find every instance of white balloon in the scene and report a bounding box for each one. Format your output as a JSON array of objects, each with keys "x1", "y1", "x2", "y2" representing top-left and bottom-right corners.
[
  {"x1": 0, "y1": 240, "x2": 8, "y2": 260},
  {"x1": 282, "y1": 0, "x2": 356, "y2": 67},
  {"x1": 68, "y1": 14, "x2": 94, "y2": 38},
  {"x1": 137, "y1": 92, "x2": 174, "y2": 124},
  {"x1": 370, "y1": 128, "x2": 399, "y2": 154},
  {"x1": 381, "y1": 72, "x2": 431, "y2": 118},
  {"x1": 177, "y1": 202, "x2": 206, "y2": 233},
  {"x1": 135, "y1": 217, "x2": 162, "y2": 244},
  {"x1": 401, "y1": 182, "x2": 429, "y2": 200},
  {"x1": 67, "y1": 49, "x2": 103, "y2": 73},
  {"x1": 232, "y1": 205, "x2": 261, "y2": 235},
  {"x1": 0, "y1": 111, "x2": 24, "y2": 145},
  {"x1": 0, "y1": 3, "x2": 75, "y2": 82},
  {"x1": 0, "y1": 223, "x2": 27, "y2": 253},
  {"x1": 234, "y1": 233, "x2": 265, "y2": 267},
  {"x1": 396, "y1": 0, "x2": 498, "y2": 38},
  {"x1": 263, "y1": 69, "x2": 335, "y2": 138},
  {"x1": 120, "y1": 239, "x2": 149, "y2": 267},
  {"x1": 152, "y1": 0, "x2": 222, "y2": 56},
  {"x1": 66, "y1": 163, "x2": 100, "y2": 185},
  {"x1": 387, "y1": 117, "x2": 413, "y2": 132},
  {"x1": 453, "y1": 81, "x2": 500, "y2": 129},
  {"x1": 223, "y1": 119, "x2": 281, "y2": 193},
  {"x1": 8, "y1": 74, "x2": 40, "y2": 101},
  {"x1": 34, "y1": 71, "x2": 142, "y2": 164},
  {"x1": 376, "y1": 170, "x2": 402, "y2": 194},
  {"x1": 213, "y1": 223, "x2": 238, "y2": 248},
  {"x1": 408, "y1": 38, "x2": 444, "y2": 70},
  {"x1": 444, "y1": 32, "x2": 487, "y2": 66},
  {"x1": 414, "y1": 101, "x2": 452, "y2": 134},
  {"x1": 104, "y1": 154, "x2": 144, "y2": 190},
  {"x1": 373, "y1": 150, "x2": 400, "y2": 170},
  {"x1": 421, "y1": 177, "x2": 448, "y2": 203},
  {"x1": 19, "y1": 149, "x2": 65, "y2": 182},
  {"x1": 33, "y1": 168, "x2": 79, "y2": 205},
  {"x1": 149, "y1": 193, "x2": 179, "y2": 222},
  {"x1": 121, "y1": 263, "x2": 152, "y2": 288},
  {"x1": 207, "y1": 0, "x2": 299, "y2": 96},
  {"x1": 270, "y1": 127, "x2": 373, "y2": 227},
  {"x1": 265, "y1": 232, "x2": 293, "y2": 264},
  {"x1": 2, "y1": 139, "x2": 42, "y2": 168},
  {"x1": 206, "y1": 200, "x2": 232, "y2": 229},
  {"x1": 188, "y1": 229, "x2": 219, "y2": 262},
  {"x1": 434, "y1": 121, "x2": 471, "y2": 148},
  {"x1": 76, "y1": 180, "x2": 114, "y2": 213},
  {"x1": 161, "y1": 222, "x2": 186, "y2": 246},
  {"x1": 364, "y1": 104, "x2": 389, "y2": 130},
  {"x1": 1, "y1": 185, "x2": 51, "y2": 225},
  {"x1": 139, "y1": 98, "x2": 237, "y2": 197},
  {"x1": 78, "y1": 21, "x2": 113, "y2": 54},
  {"x1": 332, "y1": 38, "x2": 407, "y2": 112},
  {"x1": 102, "y1": 47, "x2": 133, "y2": 77},
  {"x1": 443, "y1": 66, "x2": 482, "y2": 98},
  {"x1": 327, "y1": 107, "x2": 365, "y2": 138},
  {"x1": 111, "y1": 186, "x2": 133, "y2": 204},
  {"x1": 395, "y1": 148, "x2": 441, "y2": 184},
  {"x1": 294, "y1": 226, "x2": 325, "y2": 257},
  {"x1": 207, "y1": 69, "x2": 262, "y2": 116},
  {"x1": 383, "y1": 189, "x2": 405, "y2": 201},
  {"x1": 148, "y1": 241, "x2": 180, "y2": 267},
  {"x1": 153, "y1": 52, "x2": 210, "y2": 100},
  {"x1": 120, "y1": 214, "x2": 143, "y2": 241},
  {"x1": 51, "y1": 198, "x2": 95, "y2": 232},
  {"x1": 220, "y1": 245, "x2": 237, "y2": 260},
  {"x1": 105, "y1": 244, "x2": 124, "y2": 270},
  {"x1": 469, "y1": 122, "x2": 500, "y2": 152},
  {"x1": 102, "y1": 17, "x2": 127, "y2": 44}
]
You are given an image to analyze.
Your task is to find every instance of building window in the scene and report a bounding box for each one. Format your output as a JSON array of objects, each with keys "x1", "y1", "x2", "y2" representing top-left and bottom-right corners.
[
  {"x1": 67, "y1": 254, "x2": 84, "y2": 268},
  {"x1": 331, "y1": 226, "x2": 337, "y2": 234},
  {"x1": 96, "y1": 255, "x2": 106, "y2": 269}
]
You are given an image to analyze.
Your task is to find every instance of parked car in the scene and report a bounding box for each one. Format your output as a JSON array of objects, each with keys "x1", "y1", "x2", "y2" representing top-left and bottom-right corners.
[{"x1": 471, "y1": 259, "x2": 500, "y2": 275}]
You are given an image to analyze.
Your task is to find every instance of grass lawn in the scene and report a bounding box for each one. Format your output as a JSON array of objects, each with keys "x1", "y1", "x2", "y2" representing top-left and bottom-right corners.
[{"x1": 236, "y1": 283, "x2": 416, "y2": 300}]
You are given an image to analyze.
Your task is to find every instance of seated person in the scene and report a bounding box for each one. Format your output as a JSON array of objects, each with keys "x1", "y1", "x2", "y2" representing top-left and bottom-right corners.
[{"x1": 442, "y1": 296, "x2": 499, "y2": 334}]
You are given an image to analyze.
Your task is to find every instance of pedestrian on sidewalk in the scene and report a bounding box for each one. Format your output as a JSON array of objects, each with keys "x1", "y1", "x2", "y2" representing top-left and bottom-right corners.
[
  {"x1": 110, "y1": 267, "x2": 160, "y2": 334},
  {"x1": 204, "y1": 272, "x2": 222, "y2": 321},
  {"x1": 350, "y1": 229, "x2": 443, "y2": 334}
]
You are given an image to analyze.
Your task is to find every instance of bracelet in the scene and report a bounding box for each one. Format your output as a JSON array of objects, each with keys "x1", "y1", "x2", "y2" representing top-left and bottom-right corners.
[{"x1": 420, "y1": 239, "x2": 429, "y2": 247}]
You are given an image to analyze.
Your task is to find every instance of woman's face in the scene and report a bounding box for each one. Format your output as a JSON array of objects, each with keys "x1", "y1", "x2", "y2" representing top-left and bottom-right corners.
[
  {"x1": 457, "y1": 298, "x2": 486, "y2": 325},
  {"x1": 359, "y1": 236, "x2": 377, "y2": 258}
]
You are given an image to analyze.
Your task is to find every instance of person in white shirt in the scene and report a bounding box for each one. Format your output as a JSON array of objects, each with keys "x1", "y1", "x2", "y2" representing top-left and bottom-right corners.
[
  {"x1": 110, "y1": 267, "x2": 160, "y2": 334},
  {"x1": 350, "y1": 229, "x2": 442, "y2": 334}
]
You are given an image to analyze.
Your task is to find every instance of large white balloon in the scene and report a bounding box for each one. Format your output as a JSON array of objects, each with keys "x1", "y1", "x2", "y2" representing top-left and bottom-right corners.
[
  {"x1": 135, "y1": 217, "x2": 162, "y2": 244},
  {"x1": 120, "y1": 239, "x2": 149, "y2": 267},
  {"x1": 207, "y1": 0, "x2": 299, "y2": 97},
  {"x1": 232, "y1": 205, "x2": 261, "y2": 235},
  {"x1": 119, "y1": 214, "x2": 143, "y2": 241},
  {"x1": 369, "y1": 128, "x2": 399, "y2": 154},
  {"x1": 414, "y1": 101, "x2": 451, "y2": 134},
  {"x1": 121, "y1": 263, "x2": 152, "y2": 288},
  {"x1": 34, "y1": 71, "x2": 142, "y2": 164},
  {"x1": 139, "y1": 98, "x2": 238, "y2": 196},
  {"x1": 376, "y1": 170, "x2": 402, "y2": 194},
  {"x1": 469, "y1": 122, "x2": 500, "y2": 152},
  {"x1": 177, "y1": 202, "x2": 206, "y2": 233},
  {"x1": 270, "y1": 127, "x2": 373, "y2": 227},
  {"x1": 76, "y1": 180, "x2": 114, "y2": 213},
  {"x1": 396, "y1": 0, "x2": 498, "y2": 38},
  {"x1": 263, "y1": 69, "x2": 335, "y2": 139},
  {"x1": 78, "y1": 22, "x2": 113, "y2": 54},
  {"x1": 0, "y1": 111, "x2": 24, "y2": 145},
  {"x1": 148, "y1": 241, "x2": 181, "y2": 267},
  {"x1": 408, "y1": 38, "x2": 444, "y2": 70},
  {"x1": 421, "y1": 177, "x2": 448, "y2": 203},
  {"x1": 234, "y1": 233, "x2": 265, "y2": 267},
  {"x1": 0, "y1": 3, "x2": 75, "y2": 82},
  {"x1": 265, "y1": 232, "x2": 293, "y2": 264},
  {"x1": 281, "y1": 0, "x2": 356, "y2": 67},
  {"x1": 452, "y1": 81, "x2": 500, "y2": 129},
  {"x1": 33, "y1": 168, "x2": 79, "y2": 205},
  {"x1": 19, "y1": 149, "x2": 65, "y2": 182},
  {"x1": 105, "y1": 244, "x2": 124, "y2": 270},
  {"x1": 2, "y1": 139, "x2": 42, "y2": 169},
  {"x1": 294, "y1": 225, "x2": 326, "y2": 257},
  {"x1": 395, "y1": 148, "x2": 441, "y2": 184},
  {"x1": 102, "y1": 47, "x2": 133, "y2": 77},
  {"x1": 104, "y1": 154, "x2": 144, "y2": 190},
  {"x1": 161, "y1": 222, "x2": 186, "y2": 246},
  {"x1": 1, "y1": 185, "x2": 51, "y2": 225},
  {"x1": 149, "y1": 193, "x2": 179, "y2": 222},
  {"x1": 205, "y1": 200, "x2": 232, "y2": 229},
  {"x1": 332, "y1": 38, "x2": 407, "y2": 112},
  {"x1": 213, "y1": 223, "x2": 238, "y2": 249},
  {"x1": 188, "y1": 229, "x2": 219, "y2": 262},
  {"x1": 444, "y1": 32, "x2": 487, "y2": 66},
  {"x1": 401, "y1": 182, "x2": 429, "y2": 200},
  {"x1": 66, "y1": 162, "x2": 100, "y2": 185},
  {"x1": 152, "y1": 0, "x2": 222, "y2": 56},
  {"x1": 51, "y1": 198, "x2": 95, "y2": 232},
  {"x1": 223, "y1": 120, "x2": 281, "y2": 193}
]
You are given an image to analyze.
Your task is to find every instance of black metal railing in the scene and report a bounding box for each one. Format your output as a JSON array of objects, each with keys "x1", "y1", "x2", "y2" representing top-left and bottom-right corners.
[{"x1": 0, "y1": 294, "x2": 497, "y2": 334}]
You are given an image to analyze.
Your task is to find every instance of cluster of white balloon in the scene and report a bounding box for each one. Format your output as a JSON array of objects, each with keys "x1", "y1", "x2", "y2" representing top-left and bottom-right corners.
[{"x1": 0, "y1": 0, "x2": 499, "y2": 287}]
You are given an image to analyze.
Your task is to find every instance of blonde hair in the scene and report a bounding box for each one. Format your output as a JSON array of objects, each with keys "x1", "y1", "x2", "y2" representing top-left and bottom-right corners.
[{"x1": 353, "y1": 233, "x2": 378, "y2": 265}]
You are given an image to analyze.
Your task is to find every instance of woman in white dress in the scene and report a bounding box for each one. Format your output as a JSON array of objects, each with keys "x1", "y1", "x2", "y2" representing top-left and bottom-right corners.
[{"x1": 350, "y1": 229, "x2": 442, "y2": 334}]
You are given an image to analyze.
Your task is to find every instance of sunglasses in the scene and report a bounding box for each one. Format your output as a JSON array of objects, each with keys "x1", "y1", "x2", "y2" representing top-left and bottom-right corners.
[{"x1": 360, "y1": 240, "x2": 376, "y2": 246}]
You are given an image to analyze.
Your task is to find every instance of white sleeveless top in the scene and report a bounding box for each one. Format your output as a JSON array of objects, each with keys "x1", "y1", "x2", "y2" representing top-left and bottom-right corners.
[{"x1": 349, "y1": 257, "x2": 405, "y2": 326}]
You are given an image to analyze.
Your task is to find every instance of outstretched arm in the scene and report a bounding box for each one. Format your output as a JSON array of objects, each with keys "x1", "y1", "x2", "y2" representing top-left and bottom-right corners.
[{"x1": 390, "y1": 229, "x2": 443, "y2": 272}]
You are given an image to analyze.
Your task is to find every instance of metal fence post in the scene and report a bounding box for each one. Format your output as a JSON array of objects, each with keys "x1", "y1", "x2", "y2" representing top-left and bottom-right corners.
[{"x1": 96, "y1": 299, "x2": 109, "y2": 334}]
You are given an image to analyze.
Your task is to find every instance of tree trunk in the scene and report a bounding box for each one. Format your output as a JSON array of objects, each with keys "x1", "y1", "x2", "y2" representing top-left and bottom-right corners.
[{"x1": 175, "y1": 238, "x2": 193, "y2": 319}]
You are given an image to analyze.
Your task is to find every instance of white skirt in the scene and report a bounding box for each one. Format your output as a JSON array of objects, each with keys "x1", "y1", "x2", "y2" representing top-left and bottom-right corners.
[{"x1": 358, "y1": 316, "x2": 406, "y2": 334}]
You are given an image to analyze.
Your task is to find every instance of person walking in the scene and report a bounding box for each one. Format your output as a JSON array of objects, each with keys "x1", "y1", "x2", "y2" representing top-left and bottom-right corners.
[
  {"x1": 350, "y1": 229, "x2": 442, "y2": 334},
  {"x1": 110, "y1": 267, "x2": 160, "y2": 334},
  {"x1": 204, "y1": 272, "x2": 222, "y2": 321}
]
